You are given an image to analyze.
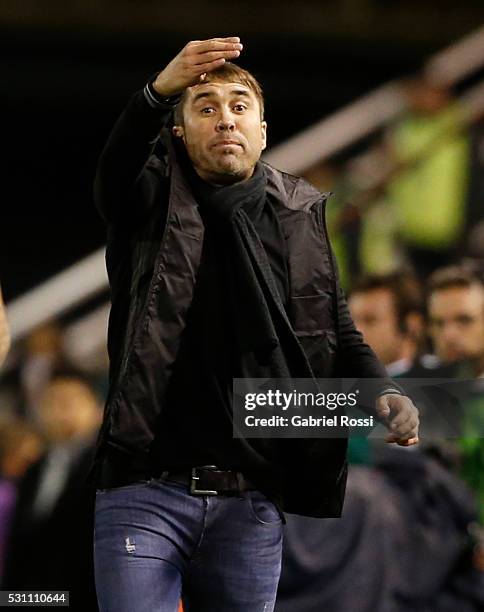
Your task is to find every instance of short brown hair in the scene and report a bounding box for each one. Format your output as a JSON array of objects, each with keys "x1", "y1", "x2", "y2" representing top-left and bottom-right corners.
[
  {"x1": 351, "y1": 271, "x2": 424, "y2": 333},
  {"x1": 174, "y1": 62, "x2": 265, "y2": 125},
  {"x1": 427, "y1": 265, "x2": 483, "y2": 295}
]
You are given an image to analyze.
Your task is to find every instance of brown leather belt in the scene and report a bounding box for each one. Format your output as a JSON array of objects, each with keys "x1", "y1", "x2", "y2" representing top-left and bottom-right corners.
[{"x1": 159, "y1": 465, "x2": 256, "y2": 496}]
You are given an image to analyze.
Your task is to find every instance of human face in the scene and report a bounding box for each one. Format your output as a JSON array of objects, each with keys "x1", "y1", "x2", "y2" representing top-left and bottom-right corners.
[
  {"x1": 349, "y1": 288, "x2": 406, "y2": 366},
  {"x1": 173, "y1": 81, "x2": 267, "y2": 185},
  {"x1": 428, "y1": 285, "x2": 484, "y2": 364}
]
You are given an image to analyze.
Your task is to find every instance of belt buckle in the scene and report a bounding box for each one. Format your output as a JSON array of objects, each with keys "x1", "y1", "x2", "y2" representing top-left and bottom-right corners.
[{"x1": 190, "y1": 465, "x2": 218, "y2": 496}]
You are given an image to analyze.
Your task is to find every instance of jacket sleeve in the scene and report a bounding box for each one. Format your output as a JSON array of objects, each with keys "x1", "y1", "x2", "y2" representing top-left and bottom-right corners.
[{"x1": 94, "y1": 81, "x2": 177, "y2": 226}]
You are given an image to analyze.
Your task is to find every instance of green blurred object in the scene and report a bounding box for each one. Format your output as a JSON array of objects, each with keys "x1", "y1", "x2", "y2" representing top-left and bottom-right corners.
[
  {"x1": 388, "y1": 104, "x2": 470, "y2": 250},
  {"x1": 459, "y1": 388, "x2": 484, "y2": 524},
  {"x1": 359, "y1": 196, "x2": 404, "y2": 275},
  {"x1": 347, "y1": 438, "x2": 372, "y2": 465}
]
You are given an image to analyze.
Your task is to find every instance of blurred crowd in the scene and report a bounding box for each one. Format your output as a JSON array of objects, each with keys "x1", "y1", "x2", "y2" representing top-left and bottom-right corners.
[
  {"x1": 306, "y1": 74, "x2": 484, "y2": 288},
  {"x1": 277, "y1": 73, "x2": 484, "y2": 611},
  {"x1": 0, "y1": 74, "x2": 483, "y2": 611},
  {"x1": 0, "y1": 299, "x2": 102, "y2": 609}
]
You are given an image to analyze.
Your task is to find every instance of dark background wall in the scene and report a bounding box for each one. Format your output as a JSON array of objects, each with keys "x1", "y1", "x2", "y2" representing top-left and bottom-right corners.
[{"x1": 1, "y1": 0, "x2": 483, "y2": 299}]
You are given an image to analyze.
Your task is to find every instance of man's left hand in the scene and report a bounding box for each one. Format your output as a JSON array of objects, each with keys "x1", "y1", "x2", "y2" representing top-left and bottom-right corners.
[{"x1": 375, "y1": 393, "x2": 419, "y2": 446}]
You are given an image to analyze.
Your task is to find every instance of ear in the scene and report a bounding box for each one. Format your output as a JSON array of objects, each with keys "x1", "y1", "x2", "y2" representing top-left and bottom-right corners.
[
  {"x1": 261, "y1": 121, "x2": 268, "y2": 151},
  {"x1": 172, "y1": 125, "x2": 185, "y2": 141}
]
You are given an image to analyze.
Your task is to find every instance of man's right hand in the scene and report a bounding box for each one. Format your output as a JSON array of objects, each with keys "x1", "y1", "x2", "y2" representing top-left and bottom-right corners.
[{"x1": 153, "y1": 37, "x2": 243, "y2": 97}]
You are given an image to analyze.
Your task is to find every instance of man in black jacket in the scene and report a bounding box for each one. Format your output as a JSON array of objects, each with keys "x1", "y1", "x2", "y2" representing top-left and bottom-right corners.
[{"x1": 92, "y1": 37, "x2": 419, "y2": 612}]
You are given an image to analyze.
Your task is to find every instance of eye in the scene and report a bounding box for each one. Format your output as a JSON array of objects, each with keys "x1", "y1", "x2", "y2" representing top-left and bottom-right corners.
[
  {"x1": 201, "y1": 107, "x2": 215, "y2": 114},
  {"x1": 233, "y1": 104, "x2": 247, "y2": 112}
]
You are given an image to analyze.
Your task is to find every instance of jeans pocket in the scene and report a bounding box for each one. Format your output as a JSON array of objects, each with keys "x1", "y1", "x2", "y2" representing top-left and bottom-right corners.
[{"x1": 246, "y1": 491, "x2": 282, "y2": 526}]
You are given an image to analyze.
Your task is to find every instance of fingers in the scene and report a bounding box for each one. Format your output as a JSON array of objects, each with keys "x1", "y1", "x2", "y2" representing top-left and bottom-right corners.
[
  {"x1": 399, "y1": 436, "x2": 419, "y2": 447},
  {"x1": 191, "y1": 58, "x2": 228, "y2": 73},
  {"x1": 385, "y1": 423, "x2": 419, "y2": 441},
  {"x1": 191, "y1": 50, "x2": 241, "y2": 66},
  {"x1": 385, "y1": 434, "x2": 419, "y2": 447},
  {"x1": 154, "y1": 37, "x2": 243, "y2": 97},
  {"x1": 186, "y1": 38, "x2": 243, "y2": 57},
  {"x1": 389, "y1": 415, "x2": 419, "y2": 440},
  {"x1": 182, "y1": 38, "x2": 243, "y2": 76},
  {"x1": 189, "y1": 37, "x2": 241, "y2": 49},
  {"x1": 385, "y1": 413, "x2": 419, "y2": 444},
  {"x1": 375, "y1": 396, "x2": 391, "y2": 419},
  {"x1": 389, "y1": 410, "x2": 419, "y2": 434}
]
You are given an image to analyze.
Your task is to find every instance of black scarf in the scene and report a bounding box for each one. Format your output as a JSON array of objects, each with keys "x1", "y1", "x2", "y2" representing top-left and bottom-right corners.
[{"x1": 184, "y1": 158, "x2": 315, "y2": 380}]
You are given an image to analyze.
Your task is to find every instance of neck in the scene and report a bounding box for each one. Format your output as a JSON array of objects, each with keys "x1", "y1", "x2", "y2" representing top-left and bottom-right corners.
[
  {"x1": 194, "y1": 165, "x2": 256, "y2": 187},
  {"x1": 390, "y1": 338, "x2": 417, "y2": 365}
]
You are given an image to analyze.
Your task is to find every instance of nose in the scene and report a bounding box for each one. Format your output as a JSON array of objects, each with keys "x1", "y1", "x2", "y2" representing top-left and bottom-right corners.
[
  {"x1": 440, "y1": 323, "x2": 459, "y2": 343},
  {"x1": 438, "y1": 324, "x2": 463, "y2": 353},
  {"x1": 216, "y1": 111, "x2": 235, "y2": 132}
]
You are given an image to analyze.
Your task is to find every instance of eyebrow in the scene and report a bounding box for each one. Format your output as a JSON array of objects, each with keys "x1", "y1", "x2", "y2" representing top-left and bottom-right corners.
[{"x1": 191, "y1": 89, "x2": 252, "y2": 105}]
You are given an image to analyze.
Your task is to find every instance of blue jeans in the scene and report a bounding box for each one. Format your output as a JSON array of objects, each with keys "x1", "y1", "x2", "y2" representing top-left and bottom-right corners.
[{"x1": 94, "y1": 478, "x2": 283, "y2": 612}]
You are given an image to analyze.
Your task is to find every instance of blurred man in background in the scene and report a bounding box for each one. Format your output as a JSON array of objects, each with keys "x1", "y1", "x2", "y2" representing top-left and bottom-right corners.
[
  {"x1": 2, "y1": 369, "x2": 101, "y2": 611},
  {"x1": 0, "y1": 320, "x2": 68, "y2": 420},
  {"x1": 348, "y1": 271, "x2": 425, "y2": 376},
  {"x1": 277, "y1": 266, "x2": 484, "y2": 611},
  {"x1": 427, "y1": 265, "x2": 484, "y2": 377},
  {"x1": 0, "y1": 419, "x2": 42, "y2": 581},
  {"x1": 19, "y1": 322, "x2": 66, "y2": 419},
  {"x1": 346, "y1": 270, "x2": 425, "y2": 463},
  {"x1": 386, "y1": 76, "x2": 470, "y2": 278},
  {"x1": 427, "y1": 265, "x2": 484, "y2": 528}
]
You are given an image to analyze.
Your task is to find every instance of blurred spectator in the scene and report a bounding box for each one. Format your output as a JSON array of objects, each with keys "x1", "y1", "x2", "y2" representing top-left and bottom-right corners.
[
  {"x1": 347, "y1": 145, "x2": 406, "y2": 280},
  {"x1": 320, "y1": 75, "x2": 472, "y2": 285},
  {"x1": 348, "y1": 271, "x2": 425, "y2": 376},
  {"x1": 279, "y1": 263, "x2": 484, "y2": 608},
  {"x1": 0, "y1": 288, "x2": 10, "y2": 368},
  {"x1": 19, "y1": 322, "x2": 66, "y2": 420},
  {"x1": 0, "y1": 321, "x2": 68, "y2": 419},
  {"x1": 0, "y1": 419, "x2": 42, "y2": 581},
  {"x1": 277, "y1": 467, "x2": 404, "y2": 612},
  {"x1": 372, "y1": 442, "x2": 483, "y2": 611},
  {"x1": 348, "y1": 271, "x2": 432, "y2": 463},
  {"x1": 2, "y1": 368, "x2": 101, "y2": 611},
  {"x1": 277, "y1": 452, "x2": 483, "y2": 611},
  {"x1": 386, "y1": 76, "x2": 470, "y2": 278},
  {"x1": 426, "y1": 265, "x2": 484, "y2": 529},
  {"x1": 0, "y1": 420, "x2": 42, "y2": 481},
  {"x1": 427, "y1": 265, "x2": 484, "y2": 377}
]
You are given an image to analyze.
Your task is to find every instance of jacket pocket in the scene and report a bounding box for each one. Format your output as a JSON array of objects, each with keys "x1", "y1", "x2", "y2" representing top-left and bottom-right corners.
[
  {"x1": 296, "y1": 329, "x2": 338, "y2": 378},
  {"x1": 290, "y1": 293, "x2": 333, "y2": 336}
]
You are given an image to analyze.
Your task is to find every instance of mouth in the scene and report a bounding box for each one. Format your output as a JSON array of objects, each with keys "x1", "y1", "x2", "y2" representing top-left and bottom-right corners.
[{"x1": 213, "y1": 140, "x2": 243, "y2": 148}]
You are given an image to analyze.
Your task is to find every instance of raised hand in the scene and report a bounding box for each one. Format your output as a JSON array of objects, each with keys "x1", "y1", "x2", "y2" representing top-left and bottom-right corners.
[{"x1": 153, "y1": 37, "x2": 243, "y2": 97}]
